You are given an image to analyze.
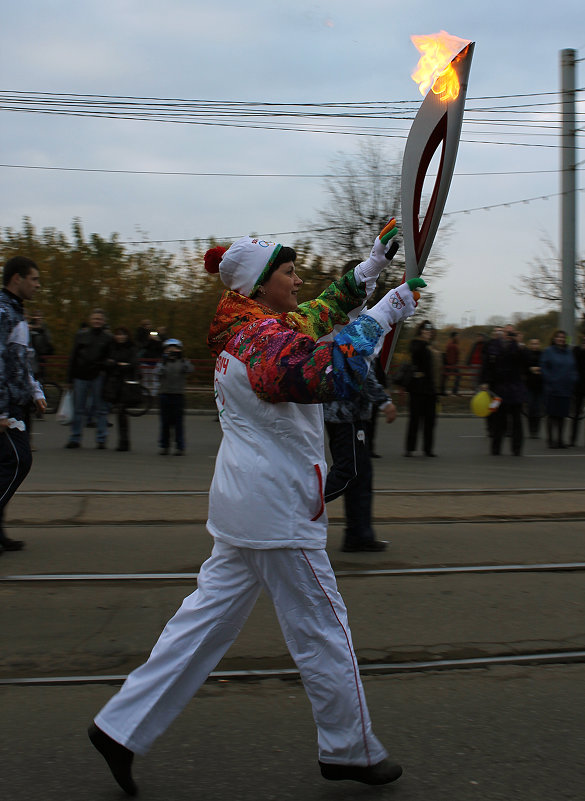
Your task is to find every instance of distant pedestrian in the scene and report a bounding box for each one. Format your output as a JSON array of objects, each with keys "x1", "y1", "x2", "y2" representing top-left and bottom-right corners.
[
  {"x1": 65, "y1": 309, "x2": 112, "y2": 449},
  {"x1": 405, "y1": 320, "x2": 440, "y2": 457},
  {"x1": 156, "y1": 339, "x2": 193, "y2": 455},
  {"x1": 103, "y1": 327, "x2": 139, "y2": 452},
  {"x1": 480, "y1": 324, "x2": 526, "y2": 456},
  {"x1": 441, "y1": 330, "x2": 460, "y2": 395},
  {"x1": 541, "y1": 330, "x2": 577, "y2": 449},
  {"x1": 524, "y1": 338, "x2": 543, "y2": 438},
  {"x1": 570, "y1": 333, "x2": 585, "y2": 446},
  {"x1": 28, "y1": 311, "x2": 54, "y2": 381},
  {"x1": 324, "y1": 370, "x2": 395, "y2": 552},
  {"x1": 466, "y1": 332, "x2": 486, "y2": 390}
]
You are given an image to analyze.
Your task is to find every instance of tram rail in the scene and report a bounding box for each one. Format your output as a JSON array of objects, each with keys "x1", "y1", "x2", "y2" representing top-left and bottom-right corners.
[
  {"x1": 4, "y1": 484, "x2": 584, "y2": 689},
  {"x1": 2, "y1": 561, "x2": 585, "y2": 582},
  {"x1": 3, "y1": 649, "x2": 585, "y2": 687}
]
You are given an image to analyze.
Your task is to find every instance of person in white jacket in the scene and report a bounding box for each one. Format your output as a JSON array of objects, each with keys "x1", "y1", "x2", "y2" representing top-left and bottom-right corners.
[{"x1": 88, "y1": 221, "x2": 425, "y2": 795}]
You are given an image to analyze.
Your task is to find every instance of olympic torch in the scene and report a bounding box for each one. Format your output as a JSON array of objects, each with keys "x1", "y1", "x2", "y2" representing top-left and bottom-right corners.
[{"x1": 380, "y1": 31, "x2": 475, "y2": 372}]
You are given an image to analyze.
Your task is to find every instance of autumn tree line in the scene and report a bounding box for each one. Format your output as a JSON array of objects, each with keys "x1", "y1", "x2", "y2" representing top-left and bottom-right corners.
[
  {"x1": 0, "y1": 217, "x2": 349, "y2": 367},
  {"x1": 3, "y1": 141, "x2": 582, "y2": 383},
  {"x1": 2, "y1": 215, "x2": 581, "y2": 388}
]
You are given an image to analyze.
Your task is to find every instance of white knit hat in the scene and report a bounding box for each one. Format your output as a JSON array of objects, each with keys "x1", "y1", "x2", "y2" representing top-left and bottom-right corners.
[{"x1": 219, "y1": 236, "x2": 283, "y2": 296}]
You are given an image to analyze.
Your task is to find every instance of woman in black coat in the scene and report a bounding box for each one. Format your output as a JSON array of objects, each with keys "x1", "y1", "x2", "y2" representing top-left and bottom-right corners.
[
  {"x1": 405, "y1": 320, "x2": 439, "y2": 457},
  {"x1": 103, "y1": 327, "x2": 139, "y2": 451}
]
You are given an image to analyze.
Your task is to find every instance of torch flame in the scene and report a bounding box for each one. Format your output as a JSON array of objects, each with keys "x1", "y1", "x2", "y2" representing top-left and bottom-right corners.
[{"x1": 411, "y1": 30, "x2": 471, "y2": 101}]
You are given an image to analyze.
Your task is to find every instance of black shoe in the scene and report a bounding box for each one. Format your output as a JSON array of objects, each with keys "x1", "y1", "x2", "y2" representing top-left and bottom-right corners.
[
  {"x1": 88, "y1": 724, "x2": 138, "y2": 796},
  {"x1": 370, "y1": 452, "x2": 382, "y2": 459},
  {"x1": 96, "y1": 443, "x2": 106, "y2": 449},
  {"x1": 403, "y1": 451, "x2": 413, "y2": 457},
  {"x1": 116, "y1": 444, "x2": 130, "y2": 452},
  {"x1": 424, "y1": 452, "x2": 438, "y2": 457},
  {"x1": 0, "y1": 536, "x2": 25, "y2": 551},
  {"x1": 319, "y1": 758, "x2": 402, "y2": 785},
  {"x1": 65, "y1": 441, "x2": 80, "y2": 449},
  {"x1": 342, "y1": 540, "x2": 387, "y2": 553},
  {"x1": 86, "y1": 421, "x2": 96, "y2": 428}
]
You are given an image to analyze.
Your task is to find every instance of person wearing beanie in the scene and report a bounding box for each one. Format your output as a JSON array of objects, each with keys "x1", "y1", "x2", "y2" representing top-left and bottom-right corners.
[{"x1": 88, "y1": 221, "x2": 425, "y2": 794}]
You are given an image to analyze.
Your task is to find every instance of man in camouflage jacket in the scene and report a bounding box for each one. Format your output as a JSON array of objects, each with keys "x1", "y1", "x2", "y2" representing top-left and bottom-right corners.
[{"x1": 0, "y1": 256, "x2": 46, "y2": 553}]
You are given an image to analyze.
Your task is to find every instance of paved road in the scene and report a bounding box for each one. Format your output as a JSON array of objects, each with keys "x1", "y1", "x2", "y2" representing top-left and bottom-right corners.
[
  {"x1": 2, "y1": 665, "x2": 584, "y2": 801},
  {"x1": 8, "y1": 412, "x2": 585, "y2": 521},
  {"x1": 2, "y1": 413, "x2": 584, "y2": 800}
]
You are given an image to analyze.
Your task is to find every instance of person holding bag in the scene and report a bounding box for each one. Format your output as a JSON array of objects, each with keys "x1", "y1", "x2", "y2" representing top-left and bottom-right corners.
[{"x1": 103, "y1": 327, "x2": 139, "y2": 452}]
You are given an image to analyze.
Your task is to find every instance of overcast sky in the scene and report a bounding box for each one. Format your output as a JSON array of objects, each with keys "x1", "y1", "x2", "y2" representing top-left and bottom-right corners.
[{"x1": 1, "y1": 0, "x2": 583, "y2": 326}]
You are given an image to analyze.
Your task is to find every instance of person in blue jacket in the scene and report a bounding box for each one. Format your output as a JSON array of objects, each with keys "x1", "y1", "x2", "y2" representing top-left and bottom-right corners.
[{"x1": 541, "y1": 329, "x2": 577, "y2": 448}]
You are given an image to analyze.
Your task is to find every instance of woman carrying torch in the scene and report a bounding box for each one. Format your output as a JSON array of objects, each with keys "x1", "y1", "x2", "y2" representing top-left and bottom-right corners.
[{"x1": 88, "y1": 221, "x2": 425, "y2": 794}]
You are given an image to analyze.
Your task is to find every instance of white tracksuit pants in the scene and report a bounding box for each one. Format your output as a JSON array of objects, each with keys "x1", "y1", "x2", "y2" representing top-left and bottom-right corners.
[{"x1": 95, "y1": 540, "x2": 387, "y2": 765}]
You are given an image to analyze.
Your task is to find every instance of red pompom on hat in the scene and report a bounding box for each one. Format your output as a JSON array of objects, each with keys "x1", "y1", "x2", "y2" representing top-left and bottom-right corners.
[{"x1": 204, "y1": 245, "x2": 226, "y2": 275}]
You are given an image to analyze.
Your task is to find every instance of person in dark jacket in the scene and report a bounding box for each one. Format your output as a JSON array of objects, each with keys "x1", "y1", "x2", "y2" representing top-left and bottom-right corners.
[
  {"x1": 569, "y1": 333, "x2": 585, "y2": 446},
  {"x1": 480, "y1": 323, "x2": 527, "y2": 456},
  {"x1": 28, "y1": 311, "x2": 54, "y2": 381},
  {"x1": 541, "y1": 329, "x2": 577, "y2": 448},
  {"x1": 524, "y1": 338, "x2": 544, "y2": 438},
  {"x1": 405, "y1": 320, "x2": 439, "y2": 457},
  {"x1": 324, "y1": 370, "x2": 396, "y2": 552},
  {"x1": 103, "y1": 327, "x2": 139, "y2": 452},
  {"x1": 155, "y1": 339, "x2": 193, "y2": 455},
  {"x1": 65, "y1": 309, "x2": 112, "y2": 449}
]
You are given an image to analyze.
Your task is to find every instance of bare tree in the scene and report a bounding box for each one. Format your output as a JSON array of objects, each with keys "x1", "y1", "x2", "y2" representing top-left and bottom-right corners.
[
  {"x1": 516, "y1": 237, "x2": 585, "y2": 318},
  {"x1": 307, "y1": 141, "x2": 447, "y2": 306}
]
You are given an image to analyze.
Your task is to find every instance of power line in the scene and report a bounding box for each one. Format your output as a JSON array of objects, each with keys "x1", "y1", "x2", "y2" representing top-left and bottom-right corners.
[
  {"x1": 444, "y1": 187, "x2": 585, "y2": 217},
  {"x1": 116, "y1": 187, "x2": 585, "y2": 247},
  {"x1": 1, "y1": 90, "x2": 583, "y2": 147},
  {"x1": 1, "y1": 163, "x2": 581, "y2": 178}
]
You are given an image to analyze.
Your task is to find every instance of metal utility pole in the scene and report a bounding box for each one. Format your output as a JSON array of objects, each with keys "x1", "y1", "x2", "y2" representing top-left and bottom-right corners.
[{"x1": 560, "y1": 48, "x2": 577, "y2": 341}]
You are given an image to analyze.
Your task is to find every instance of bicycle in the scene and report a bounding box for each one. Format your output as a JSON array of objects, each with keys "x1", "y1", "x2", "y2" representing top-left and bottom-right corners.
[{"x1": 123, "y1": 382, "x2": 153, "y2": 417}]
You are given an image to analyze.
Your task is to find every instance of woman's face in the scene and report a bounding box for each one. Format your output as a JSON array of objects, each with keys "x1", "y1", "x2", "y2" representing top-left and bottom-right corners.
[
  {"x1": 553, "y1": 331, "x2": 566, "y2": 347},
  {"x1": 114, "y1": 331, "x2": 128, "y2": 343},
  {"x1": 260, "y1": 261, "x2": 303, "y2": 314}
]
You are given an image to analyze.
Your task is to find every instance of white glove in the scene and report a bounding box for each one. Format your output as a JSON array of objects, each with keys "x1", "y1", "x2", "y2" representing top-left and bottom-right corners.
[
  {"x1": 362, "y1": 281, "x2": 419, "y2": 333},
  {"x1": 353, "y1": 219, "x2": 400, "y2": 296}
]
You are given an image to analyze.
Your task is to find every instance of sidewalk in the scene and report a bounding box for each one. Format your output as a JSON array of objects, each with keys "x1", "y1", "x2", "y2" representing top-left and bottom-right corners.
[{"x1": 10, "y1": 413, "x2": 585, "y2": 525}]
